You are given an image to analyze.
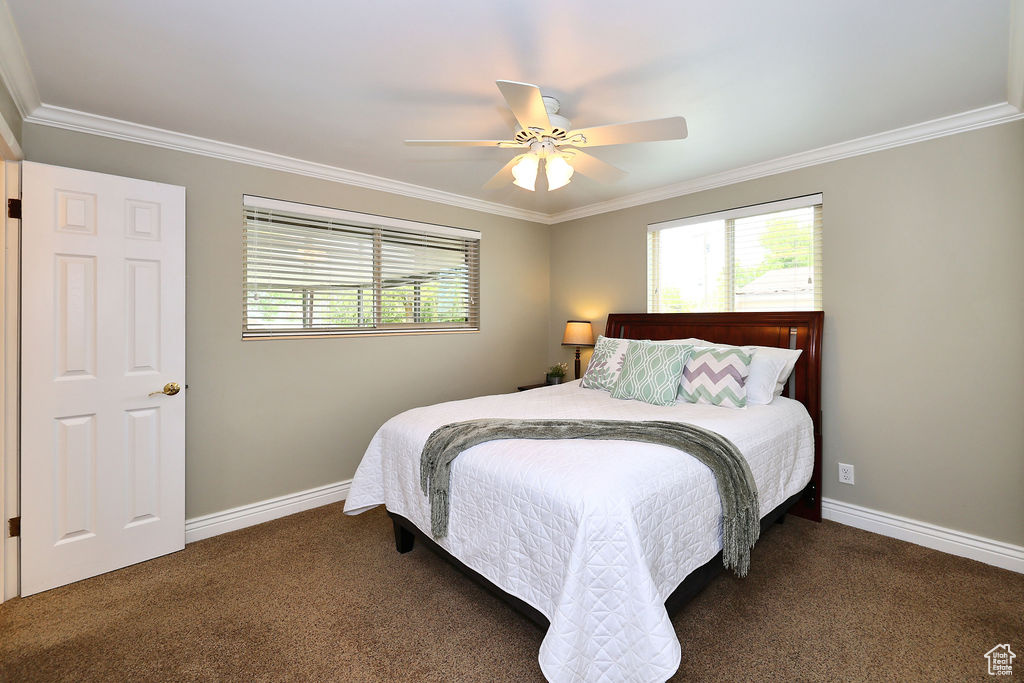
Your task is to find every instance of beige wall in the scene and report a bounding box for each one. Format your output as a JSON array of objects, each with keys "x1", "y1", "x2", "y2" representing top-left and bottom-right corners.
[
  {"x1": 550, "y1": 120, "x2": 1024, "y2": 546},
  {"x1": 23, "y1": 124, "x2": 551, "y2": 518},
  {"x1": 19, "y1": 118, "x2": 1024, "y2": 546}
]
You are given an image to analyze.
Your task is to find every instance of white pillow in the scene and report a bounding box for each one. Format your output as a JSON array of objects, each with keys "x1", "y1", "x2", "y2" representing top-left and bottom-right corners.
[
  {"x1": 689, "y1": 339, "x2": 801, "y2": 405},
  {"x1": 649, "y1": 338, "x2": 706, "y2": 347},
  {"x1": 763, "y1": 346, "x2": 802, "y2": 399}
]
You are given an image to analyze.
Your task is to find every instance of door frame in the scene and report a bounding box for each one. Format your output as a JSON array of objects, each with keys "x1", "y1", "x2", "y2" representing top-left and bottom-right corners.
[
  {"x1": 1, "y1": 151, "x2": 22, "y2": 602},
  {"x1": 0, "y1": 97, "x2": 24, "y2": 600}
]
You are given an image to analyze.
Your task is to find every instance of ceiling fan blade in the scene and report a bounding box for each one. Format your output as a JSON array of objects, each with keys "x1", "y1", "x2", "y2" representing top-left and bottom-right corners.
[
  {"x1": 496, "y1": 80, "x2": 551, "y2": 131},
  {"x1": 567, "y1": 150, "x2": 627, "y2": 184},
  {"x1": 483, "y1": 155, "x2": 525, "y2": 190},
  {"x1": 405, "y1": 139, "x2": 524, "y2": 147},
  {"x1": 567, "y1": 116, "x2": 688, "y2": 147}
]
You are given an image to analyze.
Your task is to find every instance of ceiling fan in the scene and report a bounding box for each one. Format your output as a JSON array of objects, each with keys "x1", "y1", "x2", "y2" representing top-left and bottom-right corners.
[{"x1": 405, "y1": 80, "x2": 688, "y2": 192}]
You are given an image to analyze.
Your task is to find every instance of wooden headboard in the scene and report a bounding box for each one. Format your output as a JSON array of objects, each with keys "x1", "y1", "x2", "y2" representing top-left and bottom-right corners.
[{"x1": 605, "y1": 312, "x2": 823, "y2": 522}]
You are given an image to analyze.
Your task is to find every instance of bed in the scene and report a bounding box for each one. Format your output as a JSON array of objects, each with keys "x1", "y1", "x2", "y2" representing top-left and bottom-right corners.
[{"x1": 344, "y1": 311, "x2": 823, "y2": 682}]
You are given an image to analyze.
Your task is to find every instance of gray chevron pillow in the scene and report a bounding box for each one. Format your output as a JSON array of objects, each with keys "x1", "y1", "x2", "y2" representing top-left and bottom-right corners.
[{"x1": 681, "y1": 347, "x2": 753, "y2": 408}]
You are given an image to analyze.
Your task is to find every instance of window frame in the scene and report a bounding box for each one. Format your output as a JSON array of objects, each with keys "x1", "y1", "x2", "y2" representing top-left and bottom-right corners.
[
  {"x1": 647, "y1": 193, "x2": 822, "y2": 313},
  {"x1": 242, "y1": 195, "x2": 481, "y2": 340}
]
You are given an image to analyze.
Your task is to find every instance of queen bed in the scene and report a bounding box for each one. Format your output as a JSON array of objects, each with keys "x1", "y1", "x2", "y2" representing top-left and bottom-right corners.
[{"x1": 343, "y1": 312, "x2": 823, "y2": 682}]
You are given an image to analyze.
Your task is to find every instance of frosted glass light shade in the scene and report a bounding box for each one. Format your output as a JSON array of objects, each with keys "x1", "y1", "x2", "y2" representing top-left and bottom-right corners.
[
  {"x1": 512, "y1": 155, "x2": 539, "y2": 191},
  {"x1": 546, "y1": 155, "x2": 574, "y2": 190}
]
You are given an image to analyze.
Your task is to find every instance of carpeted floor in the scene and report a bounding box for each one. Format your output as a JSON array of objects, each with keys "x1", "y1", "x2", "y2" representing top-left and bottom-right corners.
[{"x1": 1, "y1": 503, "x2": 1021, "y2": 682}]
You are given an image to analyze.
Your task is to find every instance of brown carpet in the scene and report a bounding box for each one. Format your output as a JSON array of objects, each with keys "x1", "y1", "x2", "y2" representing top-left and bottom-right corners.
[{"x1": 1, "y1": 503, "x2": 1021, "y2": 682}]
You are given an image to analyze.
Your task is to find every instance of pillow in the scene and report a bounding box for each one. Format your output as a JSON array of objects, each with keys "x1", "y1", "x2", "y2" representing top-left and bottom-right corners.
[
  {"x1": 764, "y1": 347, "x2": 802, "y2": 398},
  {"x1": 648, "y1": 338, "x2": 706, "y2": 347},
  {"x1": 688, "y1": 339, "x2": 801, "y2": 405},
  {"x1": 681, "y1": 347, "x2": 753, "y2": 408},
  {"x1": 746, "y1": 351, "x2": 791, "y2": 404},
  {"x1": 647, "y1": 339, "x2": 711, "y2": 398},
  {"x1": 580, "y1": 335, "x2": 630, "y2": 392},
  {"x1": 610, "y1": 341, "x2": 691, "y2": 407}
]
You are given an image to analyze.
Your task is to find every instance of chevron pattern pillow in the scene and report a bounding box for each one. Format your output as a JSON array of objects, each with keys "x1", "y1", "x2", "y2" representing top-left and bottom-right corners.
[
  {"x1": 681, "y1": 347, "x2": 753, "y2": 408},
  {"x1": 610, "y1": 341, "x2": 691, "y2": 406},
  {"x1": 580, "y1": 335, "x2": 631, "y2": 392}
]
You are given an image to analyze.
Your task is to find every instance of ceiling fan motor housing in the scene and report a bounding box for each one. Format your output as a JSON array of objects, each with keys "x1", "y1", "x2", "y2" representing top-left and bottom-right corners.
[
  {"x1": 512, "y1": 95, "x2": 571, "y2": 143},
  {"x1": 543, "y1": 97, "x2": 572, "y2": 134}
]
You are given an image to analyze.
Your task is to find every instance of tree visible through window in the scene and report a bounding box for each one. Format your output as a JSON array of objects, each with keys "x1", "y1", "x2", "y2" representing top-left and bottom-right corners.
[
  {"x1": 243, "y1": 196, "x2": 480, "y2": 337},
  {"x1": 648, "y1": 195, "x2": 822, "y2": 313}
]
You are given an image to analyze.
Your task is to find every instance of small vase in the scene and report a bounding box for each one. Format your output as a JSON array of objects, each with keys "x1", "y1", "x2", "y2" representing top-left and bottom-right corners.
[{"x1": 546, "y1": 374, "x2": 563, "y2": 385}]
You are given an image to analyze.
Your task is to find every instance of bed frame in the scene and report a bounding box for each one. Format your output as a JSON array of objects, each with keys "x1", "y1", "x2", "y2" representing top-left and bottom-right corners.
[{"x1": 388, "y1": 311, "x2": 824, "y2": 629}]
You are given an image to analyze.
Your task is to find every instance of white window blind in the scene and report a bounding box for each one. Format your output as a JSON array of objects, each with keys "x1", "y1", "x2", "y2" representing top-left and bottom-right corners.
[
  {"x1": 243, "y1": 196, "x2": 480, "y2": 338},
  {"x1": 647, "y1": 194, "x2": 822, "y2": 313}
]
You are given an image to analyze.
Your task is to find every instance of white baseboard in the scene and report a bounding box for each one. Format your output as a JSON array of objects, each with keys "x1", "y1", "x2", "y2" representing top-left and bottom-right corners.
[
  {"x1": 822, "y1": 497, "x2": 1024, "y2": 574},
  {"x1": 182, "y1": 485, "x2": 1024, "y2": 574},
  {"x1": 185, "y1": 479, "x2": 351, "y2": 544}
]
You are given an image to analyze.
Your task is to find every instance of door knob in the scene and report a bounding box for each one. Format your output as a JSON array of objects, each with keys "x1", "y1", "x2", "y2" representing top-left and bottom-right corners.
[{"x1": 149, "y1": 382, "x2": 181, "y2": 397}]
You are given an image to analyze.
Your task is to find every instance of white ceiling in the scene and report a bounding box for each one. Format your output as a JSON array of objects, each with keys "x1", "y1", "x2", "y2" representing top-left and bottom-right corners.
[{"x1": 2, "y1": 0, "x2": 1017, "y2": 218}]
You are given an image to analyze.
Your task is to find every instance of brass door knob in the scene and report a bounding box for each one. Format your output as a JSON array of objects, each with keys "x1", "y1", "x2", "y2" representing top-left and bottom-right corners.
[{"x1": 149, "y1": 382, "x2": 181, "y2": 397}]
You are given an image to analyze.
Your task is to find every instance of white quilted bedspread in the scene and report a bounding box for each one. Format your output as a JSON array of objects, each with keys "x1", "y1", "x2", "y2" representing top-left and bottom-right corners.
[{"x1": 344, "y1": 381, "x2": 813, "y2": 682}]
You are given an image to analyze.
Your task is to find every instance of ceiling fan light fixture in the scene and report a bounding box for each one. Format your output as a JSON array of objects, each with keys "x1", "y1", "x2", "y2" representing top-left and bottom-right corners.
[
  {"x1": 512, "y1": 154, "x2": 539, "y2": 191},
  {"x1": 410, "y1": 80, "x2": 687, "y2": 192},
  {"x1": 545, "y1": 154, "x2": 574, "y2": 191}
]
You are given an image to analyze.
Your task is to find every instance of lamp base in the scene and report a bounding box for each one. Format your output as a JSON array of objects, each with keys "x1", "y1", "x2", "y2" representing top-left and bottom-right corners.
[{"x1": 574, "y1": 347, "x2": 582, "y2": 380}]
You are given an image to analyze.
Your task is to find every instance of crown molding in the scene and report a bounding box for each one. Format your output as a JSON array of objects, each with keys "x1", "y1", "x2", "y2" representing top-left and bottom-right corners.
[
  {"x1": 20, "y1": 100, "x2": 1024, "y2": 228},
  {"x1": 546, "y1": 102, "x2": 1024, "y2": 224},
  {"x1": 24, "y1": 103, "x2": 553, "y2": 224},
  {"x1": 0, "y1": 1, "x2": 40, "y2": 117},
  {"x1": 27, "y1": 101, "x2": 1023, "y2": 229}
]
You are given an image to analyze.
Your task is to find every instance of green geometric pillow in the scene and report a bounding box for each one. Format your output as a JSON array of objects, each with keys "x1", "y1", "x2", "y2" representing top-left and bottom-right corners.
[{"x1": 610, "y1": 341, "x2": 691, "y2": 407}]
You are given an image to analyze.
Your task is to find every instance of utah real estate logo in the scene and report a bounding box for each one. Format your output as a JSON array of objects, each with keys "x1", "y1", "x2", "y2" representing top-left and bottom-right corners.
[{"x1": 985, "y1": 644, "x2": 1015, "y2": 676}]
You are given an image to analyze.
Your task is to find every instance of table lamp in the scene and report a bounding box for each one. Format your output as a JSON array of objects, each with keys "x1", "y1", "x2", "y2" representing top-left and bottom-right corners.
[{"x1": 562, "y1": 320, "x2": 595, "y2": 379}]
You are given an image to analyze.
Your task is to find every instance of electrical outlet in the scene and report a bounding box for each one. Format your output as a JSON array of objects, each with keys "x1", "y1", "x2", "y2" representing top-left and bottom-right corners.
[{"x1": 838, "y1": 463, "x2": 855, "y2": 485}]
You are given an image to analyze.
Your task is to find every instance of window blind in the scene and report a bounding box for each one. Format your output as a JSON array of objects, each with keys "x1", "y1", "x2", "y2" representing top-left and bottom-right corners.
[
  {"x1": 648, "y1": 194, "x2": 822, "y2": 313},
  {"x1": 243, "y1": 196, "x2": 480, "y2": 338}
]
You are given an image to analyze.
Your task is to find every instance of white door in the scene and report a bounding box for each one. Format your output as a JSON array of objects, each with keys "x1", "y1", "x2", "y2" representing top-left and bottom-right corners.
[{"x1": 20, "y1": 162, "x2": 185, "y2": 596}]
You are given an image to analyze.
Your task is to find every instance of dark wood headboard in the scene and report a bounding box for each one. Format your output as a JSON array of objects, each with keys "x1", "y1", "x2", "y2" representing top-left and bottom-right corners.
[{"x1": 605, "y1": 312, "x2": 823, "y2": 522}]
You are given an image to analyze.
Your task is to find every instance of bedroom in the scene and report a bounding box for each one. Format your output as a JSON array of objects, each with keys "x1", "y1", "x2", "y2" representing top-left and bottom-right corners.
[{"x1": 0, "y1": 1, "x2": 1022, "y2": 681}]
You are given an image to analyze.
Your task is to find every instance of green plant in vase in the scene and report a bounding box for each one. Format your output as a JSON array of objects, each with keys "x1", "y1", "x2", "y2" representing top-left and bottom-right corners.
[{"x1": 546, "y1": 362, "x2": 568, "y2": 385}]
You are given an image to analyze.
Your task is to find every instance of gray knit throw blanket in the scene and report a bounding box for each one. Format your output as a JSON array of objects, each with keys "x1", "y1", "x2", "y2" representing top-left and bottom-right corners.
[{"x1": 419, "y1": 419, "x2": 761, "y2": 577}]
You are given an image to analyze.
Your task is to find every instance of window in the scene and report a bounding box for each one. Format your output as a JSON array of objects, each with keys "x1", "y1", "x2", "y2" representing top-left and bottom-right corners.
[
  {"x1": 243, "y1": 196, "x2": 480, "y2": 338},
  {"x1": 647, "y1": 194, "x2": 822, "y2": 313}
]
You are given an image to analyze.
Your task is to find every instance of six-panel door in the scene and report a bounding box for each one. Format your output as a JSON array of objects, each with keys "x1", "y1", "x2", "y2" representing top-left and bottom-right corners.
[{"x1": 20, "y1": 162, "x2": 185, "y2": 596}]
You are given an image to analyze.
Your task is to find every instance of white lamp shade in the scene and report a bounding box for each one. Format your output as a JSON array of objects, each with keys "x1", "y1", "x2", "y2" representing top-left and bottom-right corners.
[
  {"x1": 546, "y1": 155, "x2": 574, "y2": 191},
  {"x1": 512, "y1": 155, "x2": 539, "y2": 191}
]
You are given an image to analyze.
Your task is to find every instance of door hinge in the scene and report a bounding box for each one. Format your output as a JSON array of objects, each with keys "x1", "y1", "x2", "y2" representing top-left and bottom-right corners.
[
  {"x1": 7, "y1": 516, "x2": 19, "y2": 537},
  {"x1": 7, "y1": 198, "x2": 21, "y2": 220}
]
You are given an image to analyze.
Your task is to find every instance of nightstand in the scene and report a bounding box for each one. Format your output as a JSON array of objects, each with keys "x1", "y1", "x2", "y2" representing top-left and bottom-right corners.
[{"x1": 517, "y1": 382, "x2": 548, "y2": 391}]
